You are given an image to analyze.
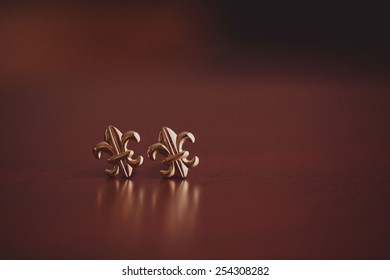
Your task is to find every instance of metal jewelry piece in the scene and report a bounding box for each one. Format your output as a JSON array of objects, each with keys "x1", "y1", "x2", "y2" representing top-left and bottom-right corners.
[
  {"x1": 93, "y1": 125, "x2": 144, "y2": 178},
  {"x1": 147, "y1": 126, "x2": 199, "y2": 178}
]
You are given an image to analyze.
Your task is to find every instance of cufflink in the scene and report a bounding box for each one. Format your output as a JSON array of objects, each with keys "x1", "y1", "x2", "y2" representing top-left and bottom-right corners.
[
  {"x1": 147, "y1": 126, "x2": 199, "y2": 178},
  {"x1": 93, "y1": 125, "x2": 143, "y2": 178}
]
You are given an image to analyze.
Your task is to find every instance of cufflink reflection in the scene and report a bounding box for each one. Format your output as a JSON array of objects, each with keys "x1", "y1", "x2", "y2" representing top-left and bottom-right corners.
[
  {"x1": 96, "y1": 180, "x2": 201, "y2": 240},
  {"x1": 162, "y1": 180, "x2": 200, "y2": 239}
]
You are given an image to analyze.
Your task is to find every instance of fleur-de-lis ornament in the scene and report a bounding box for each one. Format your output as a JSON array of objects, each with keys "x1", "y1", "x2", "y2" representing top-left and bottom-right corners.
[
  {"x1": 147, "y1": 127, "x2": 199, "y2": 178},
  {"x1": 93, "y1": 125, "x2": 143, "y2": 178}
]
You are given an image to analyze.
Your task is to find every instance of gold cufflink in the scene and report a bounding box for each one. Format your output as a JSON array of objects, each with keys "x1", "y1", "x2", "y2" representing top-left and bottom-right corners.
[
  {"x1": 93, "y1": 125, "x2": 143, "y2": 178},
  {"x1": 147, "y1": 126, "x2": 199, "y2": 178}
]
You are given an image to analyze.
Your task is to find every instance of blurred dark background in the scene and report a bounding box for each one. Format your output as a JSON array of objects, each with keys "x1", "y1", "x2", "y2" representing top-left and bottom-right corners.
[
  {"x1": 212, "y1": 0, "x2": 389, "y2": 56},
  {"x1": 0, "y1": 0, "x2": 389, "y2": 171},
  {"x1": 1, "y1": 0, "x2": 389, "y2": 86}
]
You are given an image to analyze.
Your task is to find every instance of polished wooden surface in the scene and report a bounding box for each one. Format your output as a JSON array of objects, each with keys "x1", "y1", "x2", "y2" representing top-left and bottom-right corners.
[{"x1": 0, "y1": 4, "x2": 389, "y2": 259}]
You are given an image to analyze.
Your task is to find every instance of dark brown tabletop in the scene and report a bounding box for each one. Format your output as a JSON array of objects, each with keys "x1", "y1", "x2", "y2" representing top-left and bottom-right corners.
[{"x1": 0, "y1": 2, "x2": 389, "y2": 260}]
